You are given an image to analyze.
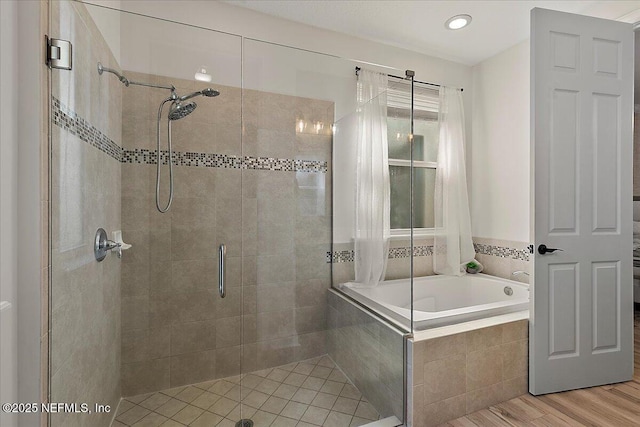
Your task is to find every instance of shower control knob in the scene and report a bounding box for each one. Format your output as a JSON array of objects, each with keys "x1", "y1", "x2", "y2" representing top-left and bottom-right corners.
[{"x1": 537, "y1": 244, "x2": 563, "y2": 255}]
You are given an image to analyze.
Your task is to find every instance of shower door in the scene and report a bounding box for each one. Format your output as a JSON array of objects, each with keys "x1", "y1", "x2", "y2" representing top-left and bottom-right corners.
[
  {"x1": 238, "y1": 38, "x2": 339, "y2": 426},
  {"x1": 49, "y1": 2, "x2": 248, "y2": 426},
  {"x1": 49, "y1": 2, "x2": 402, "y2": 426}
]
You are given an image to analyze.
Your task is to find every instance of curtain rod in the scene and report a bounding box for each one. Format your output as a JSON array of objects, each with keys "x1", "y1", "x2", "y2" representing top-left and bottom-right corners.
[{"x1": 355, "y1": 66, "x2": 463, "y2": 92}]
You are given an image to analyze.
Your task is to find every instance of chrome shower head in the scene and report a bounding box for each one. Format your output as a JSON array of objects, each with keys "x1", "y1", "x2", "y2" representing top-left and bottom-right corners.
[
  {"x1": 178, "y1": 88, "x2": 220, "y2": 102},
  {"x1": 168, "y1": 101, "x2": 197, "y2": 120},
  {"x1": 201, "y1": 88, "x2": 220, "y2": 97}
]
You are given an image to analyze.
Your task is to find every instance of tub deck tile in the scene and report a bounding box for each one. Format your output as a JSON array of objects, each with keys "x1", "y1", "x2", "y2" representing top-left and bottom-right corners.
[{"x1": 440, "y1": 311, "x2": 640, "y2": 427}]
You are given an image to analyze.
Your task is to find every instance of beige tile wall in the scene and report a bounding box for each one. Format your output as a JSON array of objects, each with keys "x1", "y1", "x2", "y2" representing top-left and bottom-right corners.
[
  {"x1": 473, "y1": 237, "x2": 530, "y2": 284},
  {"x1": 327, "y1": 290, "x2": 405, "y2": 421},
  {"x1": 49, "y1": 2, "x2": 122, "y2": 426},
  {"x1": 120, "y1": 74, "x2": 333, "y2": 395},
  {"x1": 408, "y1": 320, "x2": 528, "y2": 427}
]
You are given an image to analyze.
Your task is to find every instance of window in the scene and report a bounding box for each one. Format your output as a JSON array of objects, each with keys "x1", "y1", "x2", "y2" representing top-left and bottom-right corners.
[{"x1": 387, "y1": 81, "x2": 439, "y2": 236}]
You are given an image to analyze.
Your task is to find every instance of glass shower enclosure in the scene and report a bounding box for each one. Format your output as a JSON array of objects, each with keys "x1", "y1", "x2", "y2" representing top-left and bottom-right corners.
[{"x1": 48, "y1": 1, "x2": 411, "y2": 426}]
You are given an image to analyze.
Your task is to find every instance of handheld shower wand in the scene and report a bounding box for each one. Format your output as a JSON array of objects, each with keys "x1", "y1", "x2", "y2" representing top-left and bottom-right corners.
[{"x1": 155, "y1": 88, "x2": 220, "y2": 213}]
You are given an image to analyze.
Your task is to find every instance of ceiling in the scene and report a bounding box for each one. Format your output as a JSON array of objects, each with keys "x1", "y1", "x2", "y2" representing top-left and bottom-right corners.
[{"x1": 223, "y1": 0, "x2": 640, "y2": 65}]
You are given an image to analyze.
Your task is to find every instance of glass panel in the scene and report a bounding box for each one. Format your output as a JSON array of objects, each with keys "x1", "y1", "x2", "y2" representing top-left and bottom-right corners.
[
  {"x1": 50, "y1": 2, "x2": 242, "y2": 425},
  {"x1": 387, "y1": 116, "x2": 416, "y2": 160},
  {"x1": 390, "y1": 166, "x2": 436, "y2": 229},
  {"x1": 50, "y1": 1, "x2": 409, "y2": 425},
  {"x1": 387, "y1": 80, "x2": 439, "y2": 162},
  {"x1": 244, "y1": 40, "x2": 406, "y2": 425},
  {"x1": 414, "y1": 119, "x2": 439, "y2": 162},
  {"x1": 332, "y1": 90, "x2": 409, "y2": 424}
]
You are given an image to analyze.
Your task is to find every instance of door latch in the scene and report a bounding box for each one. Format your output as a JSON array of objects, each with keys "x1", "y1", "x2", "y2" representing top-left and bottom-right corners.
[
  {"x1": 46, "y1": 36, "x2": 72, "y2": 70},
  {"x1": 538, "y1": 244, "x2": 563, "y2": 255}
]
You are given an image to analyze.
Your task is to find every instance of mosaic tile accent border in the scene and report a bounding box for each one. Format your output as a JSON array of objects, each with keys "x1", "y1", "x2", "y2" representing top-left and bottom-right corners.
[
  {"x1": 52, "y1": 96, "x2": 328, "y2": 173},
  {"x1": 121, "y1": 149, "x2": 327, "y2": 172},
  {"x1": 122, "y1": 148, "x2": 243, "y2": 169},
  {"x1": 52, "y1": 96, "x2": 123, "y2": 162},
  {"x1": 328, "y1": 243, "x2": 530, "y2": 263},
  {"x1": 328, "y1": 250, "x2": 355, "y2": 263},
  {"x1": 327, "y1": 245, "x2": 434, "y2": 263},
  {"x1": 473, "y1": 243, "x2": 530, "y2": 261}
]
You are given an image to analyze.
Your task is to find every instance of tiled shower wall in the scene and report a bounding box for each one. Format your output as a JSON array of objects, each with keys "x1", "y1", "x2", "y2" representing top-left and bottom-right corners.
[
  {"x1": 50, "y1": 2, "x2": 122, "y2": 426},
  {"x1": 120, "y1": 73, "x2": 333, "y2": 395}
]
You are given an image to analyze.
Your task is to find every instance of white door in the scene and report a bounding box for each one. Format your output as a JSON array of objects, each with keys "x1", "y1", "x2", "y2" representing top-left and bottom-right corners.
[{"x1": 531, "y1": 8, "x2": 634, "y2": 395}]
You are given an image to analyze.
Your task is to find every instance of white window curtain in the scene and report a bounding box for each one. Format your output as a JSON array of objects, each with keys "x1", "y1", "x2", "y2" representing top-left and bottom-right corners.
[
  {"x1": 354, "y1": 69, "x2": 390, "y2": 287},
  {"x1": 434, "y1": 86, "x2": 475, "y2": 275}
]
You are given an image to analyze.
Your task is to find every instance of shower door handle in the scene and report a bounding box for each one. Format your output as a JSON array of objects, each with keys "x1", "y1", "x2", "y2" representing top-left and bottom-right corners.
[{"x1": 218, "y1": 244, "x2": 226, "y2": 298}]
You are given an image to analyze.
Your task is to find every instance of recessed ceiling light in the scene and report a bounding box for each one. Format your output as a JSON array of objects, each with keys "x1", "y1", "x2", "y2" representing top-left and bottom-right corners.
[{"x1": 445, "y1": 14, "x2": 472, "y2": 30}]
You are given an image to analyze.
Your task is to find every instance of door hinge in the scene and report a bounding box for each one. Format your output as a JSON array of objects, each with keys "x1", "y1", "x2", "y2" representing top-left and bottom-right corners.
[{"x1": 46, "y1": 36, "x2": 72, "y2": 70}]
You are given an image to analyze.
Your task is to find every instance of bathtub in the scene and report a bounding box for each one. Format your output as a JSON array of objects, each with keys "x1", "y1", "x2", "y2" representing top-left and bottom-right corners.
[{"x1": 338, "y1": 273, "x2": 529, "y2": 330}]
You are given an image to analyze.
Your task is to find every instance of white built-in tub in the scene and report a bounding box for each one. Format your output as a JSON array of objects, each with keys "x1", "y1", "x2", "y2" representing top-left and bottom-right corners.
[{"x1": 339, "y1": 273, "x2": 529, "y2": 330}]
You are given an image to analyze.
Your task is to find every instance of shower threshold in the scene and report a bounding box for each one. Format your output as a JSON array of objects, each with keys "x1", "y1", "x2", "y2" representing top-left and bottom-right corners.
[{"x1": 111, "y1": 355, "x2": 380, "y2": 426}]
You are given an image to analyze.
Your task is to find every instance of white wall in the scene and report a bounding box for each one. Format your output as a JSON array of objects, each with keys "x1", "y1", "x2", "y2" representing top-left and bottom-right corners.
[
  {"x1": 0, "y1": 1, "x2": 19, "y2": 426},
  {"x1": 85, "y1": 0, "x2": 121, "y2": 64},
  {"x1": 471, "y1": 40, "x2": 530, "y2": 243},
  {"x1": 114, "y1": 1, "x2": 471, "y2": 90}
]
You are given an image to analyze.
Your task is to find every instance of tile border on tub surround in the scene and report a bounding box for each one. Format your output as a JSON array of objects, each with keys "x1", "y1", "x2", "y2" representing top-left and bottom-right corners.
[
  {"x1": 327, "y1": 245, "x2": 434, "y2": 263},
  {"x1": 328, "y1": 242, "x2": 530, "y2": 263},
  {"x1": 473, "y1": 243, "x2": 530, "y2": 262},
  {"x1": 52, "y1": 96, "x2": 328, "y2": 173}
]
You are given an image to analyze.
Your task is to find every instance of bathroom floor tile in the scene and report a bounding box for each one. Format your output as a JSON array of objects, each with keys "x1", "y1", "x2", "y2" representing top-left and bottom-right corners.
[
  {"x1": 354, "y1": 401, "x2": 378, "y2": 421},
  {"x1": 273, "y1": 415, "x2": 298, "y2": 426},
  {"x1": 311, "y1": 393, "x2": 338, "y2": 410},
  {"x1": 332, "y1": 397, "x2": 359, "y2": 416},
  {"x1": 209, "y1": 397, "x2": 237, "y2": 417},
  {"x1": 320, "y1": 381, "x2": 344, "y2": 396},
  {"x1": 131, "y1": 411, "x2": 168, "y2": 427},
  {"x1": 116, "y1": 399, "x2": 136, "y2": 416},
  {"x1": 300, "y1": 405, "x2": 330, "y2": 425},
  {"x1": 110, "y1": 355, "x2": 379, "y2": 427},
  {"x1": 171, "y1": 404, "x2": 203, "y2": 424},
  {"x1": 139, "y1": 393, "x2": 172, "y2": 411},
  {"x1": 189, "y1": 411, "x2": 224, "y2": 427},
  {"x1": 301, "y1": 376, "x2": 325, "y2": 391},
  {"x1": 208, "y1": 380, "x2": 236, "y2": 396},
  {"x1": 116, "y1": 404, "x2": 152, "y2": 425},
  {"x1": 254, "y1": 378, "x2": 281, "y2": 395},
  {"x1": 273, "y1": 383, "x2": 298, "y2": 400},
  {"x1": 190, "y1": 391, "x2": 222, "y2": 410},
  {"x1": 174, "y1": 386, "x2": 204, "y2": 403},
  {"x1": 154, "y1": 398, "x2": 187, "y2": 418},
  {"x1": 324, "y1": 411, "x2": 352, "y2": 427},
  {"x1": 291, "y1": 388, "x2": 318, "y2": 405},
  {"x1": 281, "y1": 401, "x2": 309, "y2": 420}
]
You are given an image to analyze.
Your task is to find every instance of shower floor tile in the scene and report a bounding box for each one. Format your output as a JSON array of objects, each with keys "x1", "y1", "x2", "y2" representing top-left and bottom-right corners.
[{"x1": 113, "y1": 355, "x2": 379, "y2": 427}]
